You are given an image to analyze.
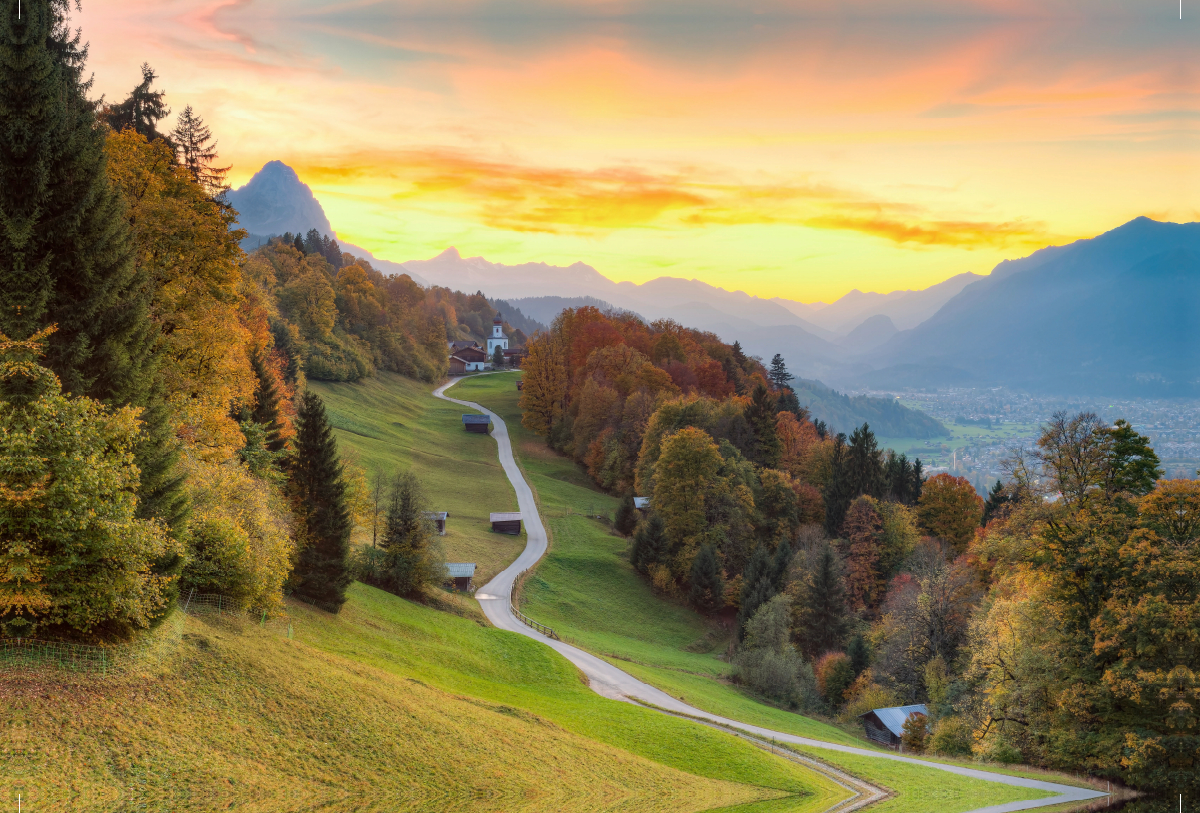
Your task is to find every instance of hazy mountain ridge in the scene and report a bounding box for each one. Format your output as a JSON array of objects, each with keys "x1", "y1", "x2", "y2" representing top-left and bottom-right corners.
[{"x1": 864, "y1": 217, "x2": 1200, "y2": 396}]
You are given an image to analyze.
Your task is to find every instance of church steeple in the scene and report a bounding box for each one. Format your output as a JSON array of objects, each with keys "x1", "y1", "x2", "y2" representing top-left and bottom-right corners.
[{"x1": 487, "y1": 314, "x2": 509, "y2": 358}]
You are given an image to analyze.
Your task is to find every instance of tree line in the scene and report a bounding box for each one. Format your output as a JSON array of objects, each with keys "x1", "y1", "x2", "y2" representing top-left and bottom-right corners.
[{"x1": 0, "y1": 5, "x2": 446, "y2": 642}]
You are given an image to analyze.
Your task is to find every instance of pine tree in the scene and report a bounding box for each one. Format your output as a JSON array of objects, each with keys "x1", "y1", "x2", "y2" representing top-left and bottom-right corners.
[
  {"x1": 770, "y1": 538, "x2": 792, "y2": 590},
  {"x1": 744, "y1": 383, "x2": 781, "y2": 467},
  {"x1": 631, "y1": 513, "x2": 667, "y2": 573},
  {"x1": 169, "y1": 105, "x2": 229, "y2": 196},
  {"x1": 846, "y1": 634, "x2": 869, "y2": 677},
  {"x1": 614, "y1": 494, "x2": 638, "y2": 537},
  {"x1": 1105, "y1": 419, "x2": 1162, "y2": 497},
  {"x1": 100, "y1": 62, "x2": 171, "y2": 144},
  {"x1": 289, "y1": 391, "x2": 352, "y2": 612},
  {"x1": 248, "y1": 344, "x2": 287, "y2": 453},
  {"x1": 981, "y1": 479, "x2": 1009, "y2": 525},
  {"x1": 688, "y1": 544, "x2": 725, "y2": 613},
  {"x1": 0, "y1": 3, "x2": 183, "y2": 533},
  {"x1": 737, "y1": 545, "x2": 776, "y2": 639},
  {"x1": 768, "y1": 353, "x2": 793, "y2": 390},
  {"x1": 492, "y1": 345, "x2": 505, "y2": 369},
  {"x1": 304, "y1": 229, "x2": 323, "y2": 255},
  {"x1": 792, "y1": 540, "x2": 848, "y2": 659},
  {"x1": 910, "y1": 458, "x2": 925, "y2": 503},
  {"x1": 823, "y1": 433, "x2": 853, "y2": 535},
  {"x1": 377, "y1": 471, "x2": 440, "y2": 596},
  {"x1": 847, "y1": 423, "x2": 884, "y2": 499},
  {"x1": 293, "y1": 233, "x2": 305, "y2": 253}
]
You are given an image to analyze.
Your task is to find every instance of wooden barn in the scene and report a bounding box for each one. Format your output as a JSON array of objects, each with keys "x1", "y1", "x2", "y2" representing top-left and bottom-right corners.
[
  {"x1": 858, "y1": 704, "x2": 927, "y2": 749},
  {"x1": 423, "y1": 511, "x2": 448, "y2": 535},
  {"x1": 448, "y1": 355, "x2": 468, "y2": 375},
  {"x1": 451, "y1": 345, "x2": 487, "y2": 372},
  {"x1": 462, "y1": 414, "x2": 491, "y2": 433},
  {"x1": 490, "y1": 512, "x2": 522, "y2": 535},
  {"x1": 444, "y1": 562, "x2": 476, "y2": 591}
]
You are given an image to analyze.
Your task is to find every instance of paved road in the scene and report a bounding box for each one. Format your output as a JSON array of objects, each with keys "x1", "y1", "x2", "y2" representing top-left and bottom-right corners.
[{"x1": 434, "y1": 376, "x2": 1109, "y2": 813}]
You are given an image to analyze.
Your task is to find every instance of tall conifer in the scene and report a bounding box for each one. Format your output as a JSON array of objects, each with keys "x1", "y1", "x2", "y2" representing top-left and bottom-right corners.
[
  {"x1": 248, "y1": 344, "x2": 287, "y2": 453},
  {"x1": 0, "y1": 1, "x2": 183, "y2": 532},
  {"x1": 290, "y1": 391, "x2": 352, "y2": 612}
]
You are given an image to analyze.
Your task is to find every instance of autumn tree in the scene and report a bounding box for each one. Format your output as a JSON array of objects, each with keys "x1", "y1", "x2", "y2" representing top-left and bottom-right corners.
[
  {"x1": 815, "y1": 652, "x2": 855, "y2": 708},
  {"x1": 0, "y1": 333, "x2": 179, "y2": 639},
  {"x1": 651, "y1": 427, "x2": 725, "y2": 579},
  {"x1": 289, "y1": 392, "x2": 352, "y2": 612},
  {"x1": 519, "y1": 333, "x2": 569, "y2": 436},
  {"x1": 842, "y1": 497, "x2": 883, "y2": 612},
  {"x1": 917, "y1": 473, "x2": 983, "y2": 553}
]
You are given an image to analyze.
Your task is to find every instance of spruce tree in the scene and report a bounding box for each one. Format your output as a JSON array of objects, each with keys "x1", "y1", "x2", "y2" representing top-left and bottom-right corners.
[
  {"x1": 0, "y1": 2, "x2": 183, "y2": 533},
  {"x1": 631, "y1": 513, "x2": 667, "y2": 574},
  {"x1": 99, "y1": 62, "x2": 170, "y2": 144},
  {"x1": 248, "y1": 344, "x2": 287, "y2": 453},
  {"x1": 688, "y1": 544, "x2": 725, "y2": 613},
  {"x1": 492, "y1": 345, "x2": 504, "y2": 369},
  {"x1": 981, "y1": 479, "x2": 1009, "y2": 525},
  {"x1": 823, "y1": 433, "x2": 853, "y2": 535},
  {"x1": 793, "y1": 541, "x2": 848, "y2": 659},
  {"x1": 290, "y1": 391, "x2": 352, "y2": 612},
  {"x1": 169, "y1": 104, "x2": 229, "y2": 196},
  {"x1": 770, "y1": 538, "x2": 792, "y2": 590},
  {"x1": 293, "y1": 233, "x2": 305, "y2": 253},
  {"x1": 767, "y1": 353, "x2": 793, "y2": 390},
  {"x1": 737, "y1": 545, "x2": 775, "y2": 639},
  {"x1": 614, "y1": 494, "x2": 638, "y2": 537},
  {"x1": 846, "y1": 634, "x2": 870, "y2": 677},
  {"x1": 847, "y1": 423, "x2": 884, "y2": 499},
  {"x1": 744, "y1": 383, "x2": 781, "y2": 468}
]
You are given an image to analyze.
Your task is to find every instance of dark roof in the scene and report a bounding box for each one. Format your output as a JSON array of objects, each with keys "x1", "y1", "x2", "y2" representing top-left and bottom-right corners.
[
  {"x1": 449, "y1": 340, "x2": 480, "y2": 350},
  {"x1": 858, "y1": 704, "x2": 928, "y2": 738},
  {"x1": 490, "y1": 512, "x2": 521, "y2": 522},
  {"x1": 462, "y1": 414, "x2": 490, "y2": 425},
  {"x1": 455, "y1": 346, "x2": 487, "y2": 360},
  {"x1": 445, "y1": 563, "x2": 476, "y2": 578}
]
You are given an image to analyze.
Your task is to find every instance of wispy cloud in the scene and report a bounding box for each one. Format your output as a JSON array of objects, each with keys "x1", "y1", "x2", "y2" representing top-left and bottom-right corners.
[{"x1": 295, "y1": 149, "x2": 1055, "y2": 248}]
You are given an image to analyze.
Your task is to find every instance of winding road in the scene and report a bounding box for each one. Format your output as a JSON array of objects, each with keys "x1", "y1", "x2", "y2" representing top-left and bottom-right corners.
[{"x1": 434, "y1": 375, "x2": 1109, "y2": 813}]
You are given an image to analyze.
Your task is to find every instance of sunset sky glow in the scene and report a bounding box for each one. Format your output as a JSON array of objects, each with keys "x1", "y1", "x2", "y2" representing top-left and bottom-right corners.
[{"x1": 79, "y1": 1, "x2": 1198, "y2": 301}]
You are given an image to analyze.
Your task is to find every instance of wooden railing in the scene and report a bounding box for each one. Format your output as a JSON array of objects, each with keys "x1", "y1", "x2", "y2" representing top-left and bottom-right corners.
[{"x1": 509, "y1": 569, "x2": 559, "y2": 640}]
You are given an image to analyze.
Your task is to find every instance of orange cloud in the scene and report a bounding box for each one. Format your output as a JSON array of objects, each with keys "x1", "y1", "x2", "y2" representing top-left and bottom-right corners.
[{"x1": 295, "y1": 149, "x2": 1056, "y2": 248}]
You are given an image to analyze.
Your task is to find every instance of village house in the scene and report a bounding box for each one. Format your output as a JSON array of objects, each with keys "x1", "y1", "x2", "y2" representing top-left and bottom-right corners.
[{"x1": 450, "y1": 344, "x2": 487, "y2": 373}]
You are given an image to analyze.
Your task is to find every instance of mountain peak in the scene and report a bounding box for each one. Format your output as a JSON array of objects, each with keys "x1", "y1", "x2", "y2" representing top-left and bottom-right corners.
[
  {"x1": 226, "y1": 161, "x2": 332, "y2": 238},
  {"x1": 435, "y1": 247, "x2": 462, "y2": 260}
]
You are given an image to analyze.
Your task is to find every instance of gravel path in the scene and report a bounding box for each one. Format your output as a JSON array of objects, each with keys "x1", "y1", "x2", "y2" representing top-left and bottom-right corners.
[{"x1": 435, "y1": 376, "x2": 1108, "y2": 813}]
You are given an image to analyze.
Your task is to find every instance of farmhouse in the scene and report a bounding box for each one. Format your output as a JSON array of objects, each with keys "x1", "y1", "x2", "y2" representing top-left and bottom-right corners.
[
  {"x1": 448, "y1": 339, "x2": 481, "y2": 353},
  {"x1": 858, "y1": 704, "x2": 928, "y2": 748},
  {"x1": 444, "y1": 562, "x2": 476, "y2": 591},
  {"x1": 462, "y1": 414, "x2": 491, "y2": 434},
  {"x1": 490, "y1": 512, "x2": 522, "y2": 534},
  {"x1": 423, "y1": 511, "x2": 448, "y2": 535},
  {"x1": 451, "y1": 344, "x2": 487, "y2": 373}
]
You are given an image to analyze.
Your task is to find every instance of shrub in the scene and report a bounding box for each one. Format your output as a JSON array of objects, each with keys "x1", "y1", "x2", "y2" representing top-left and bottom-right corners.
[
  {"x1": 928, "y1": 716, "x2": 974, "y2": 758},
  {"x1": 901, "y1": 711, "x2": 929, "y2": 753},
  {"x1": 815, "y1": 652, "x2": 855, "y2": 709},
  {"x1": 732, "y1": 595, "x2": 820, "y2": 710},
  {"x1": 976, "y1": 732, "x2": 1023, "y2": 764},
  {"x1": 839, "y1": 673, "x2": 902, "y2": 724},
  {"x1": 180, "y1": 454, "x2": 294, "y2": 613}
]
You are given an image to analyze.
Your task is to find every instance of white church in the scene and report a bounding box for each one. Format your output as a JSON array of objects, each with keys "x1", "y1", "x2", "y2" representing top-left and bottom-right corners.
[{"x1": 487, "y1": 315, "x2": 508, "y2": 357}]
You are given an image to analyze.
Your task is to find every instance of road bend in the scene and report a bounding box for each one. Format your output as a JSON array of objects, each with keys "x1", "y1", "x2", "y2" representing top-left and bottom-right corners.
[{"x1": 434, "y1": 375, "x2": 1108, "y2": 813}]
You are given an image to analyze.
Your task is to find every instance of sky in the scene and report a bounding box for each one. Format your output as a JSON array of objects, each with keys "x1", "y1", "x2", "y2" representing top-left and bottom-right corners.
[{"x1": 77, "y1": 1, "x2": 1197, "y2": 303}]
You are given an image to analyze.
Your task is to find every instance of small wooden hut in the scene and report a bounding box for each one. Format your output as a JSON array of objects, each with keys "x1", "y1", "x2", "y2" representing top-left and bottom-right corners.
[
  {"x1": 462, "y1": 414, "x2": 491, "y2": 434},
  {"x1": 858, "y1": 704, "x2": 927, "y2": 749},
  {"x1": 490, "y1": 512, "x2": 522, "y2": 535},
  {"x1": 423, "y1": 511, "x2": 448, "y2": 535},
  {"x1": 444, "y1": 562, "x2": 476, "y2": 591}
]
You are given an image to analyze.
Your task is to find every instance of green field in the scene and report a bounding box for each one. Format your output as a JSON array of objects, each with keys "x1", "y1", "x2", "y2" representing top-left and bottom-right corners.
[
  {"x1": 454, "y1": 372, "x2": 1058, "y2": 812},
  {"x1": 310, "y1": 373, "x2": 525, "y2": 585},
  {"x1": 876, "y1": 420, "x2": 1040, "y2": 468},
  {"x1": 8, "y1": 583, "x2": 850, "y2": 812}
]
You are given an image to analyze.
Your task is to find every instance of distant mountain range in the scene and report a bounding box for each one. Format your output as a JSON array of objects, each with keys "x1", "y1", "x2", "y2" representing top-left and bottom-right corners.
[{"x1": 226, "y1": 161, "x2": 1200, "y2": 399}]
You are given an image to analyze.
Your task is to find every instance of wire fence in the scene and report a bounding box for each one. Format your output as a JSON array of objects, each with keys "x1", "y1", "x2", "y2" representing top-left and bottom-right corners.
[{"x1": 0, "y1": 591, "x2": 292, "y2": 678}]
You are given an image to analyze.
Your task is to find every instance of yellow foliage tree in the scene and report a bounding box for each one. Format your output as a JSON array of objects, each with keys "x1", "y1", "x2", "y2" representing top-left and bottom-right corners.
[
  {"x1": 104, "y1": 129, "x2": 255, "y2": 460},
  {"x1": 519, "y1": 333, "x2": 569, "y2": 436}
]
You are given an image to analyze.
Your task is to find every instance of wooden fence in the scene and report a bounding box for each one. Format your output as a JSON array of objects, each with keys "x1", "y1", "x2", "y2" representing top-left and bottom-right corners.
[{"x1": 509, "y1": 569, "x2": 559, "y2": 640}]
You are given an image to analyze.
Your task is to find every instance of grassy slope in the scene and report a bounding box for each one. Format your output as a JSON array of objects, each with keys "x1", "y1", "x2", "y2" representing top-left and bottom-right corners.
[
  {"x1": 310, "y1": 373, "x2": 524, "y2": 585},
  {"x1": 8, "y1": 585, "x2": 845, "y2": 813},
  {"x1": 453, "y1": 372, "x2": 1054, "y2": 812}
]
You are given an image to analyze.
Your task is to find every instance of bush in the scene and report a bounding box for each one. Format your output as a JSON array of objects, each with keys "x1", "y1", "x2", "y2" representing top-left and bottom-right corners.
[
  {"x1": 928, "y1": 716, "x2": 974, "y2": 757},
  {"x1": 901, "y1": 711, "x2": 929, "y2": 753},
  {"x1": 732, "y1": 595, "x2": 821, "y2": 710},
  {"x1": 814, "y1": 652, "x2": 855, "y2": 708},
  {"x1": 180, "y1": 455, "x2": 294, "y2": 613},
  {"x1": 839, "y1": 673, "x2": 903, "y2": 724},
  {"x1": 976, "y1": 732, "x2": 1023, "y2": 764}
]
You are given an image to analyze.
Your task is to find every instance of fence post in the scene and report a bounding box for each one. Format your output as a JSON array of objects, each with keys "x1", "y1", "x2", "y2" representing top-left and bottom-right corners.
[{"x1": 183, "y1": 588, "x2": 195, "y2": 613}]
